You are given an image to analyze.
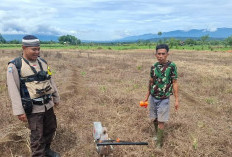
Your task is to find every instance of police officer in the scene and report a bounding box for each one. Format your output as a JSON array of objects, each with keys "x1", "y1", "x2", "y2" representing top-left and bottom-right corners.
[
  {"x1": 7, "y1": 35, "x2": 60, "y2": 157},
  {"x1": 144, "y1": 44, "x2": 179, "y2": 148}
]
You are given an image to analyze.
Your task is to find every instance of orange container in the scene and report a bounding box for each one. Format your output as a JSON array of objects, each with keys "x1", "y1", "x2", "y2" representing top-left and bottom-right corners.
[{"x1": 140, "y1": 101, "x2": 148, "y2": 108}]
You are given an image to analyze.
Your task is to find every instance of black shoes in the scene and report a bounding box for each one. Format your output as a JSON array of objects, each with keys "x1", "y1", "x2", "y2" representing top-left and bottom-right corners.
[{"x1": 45, "y1": 149, "x2": 61, "y2": 157}]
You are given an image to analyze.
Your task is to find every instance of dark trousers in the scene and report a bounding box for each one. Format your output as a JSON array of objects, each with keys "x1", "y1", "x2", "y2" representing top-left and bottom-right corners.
[{"x1": 27, "y1": 107, "x2": 57, "y2": 157}]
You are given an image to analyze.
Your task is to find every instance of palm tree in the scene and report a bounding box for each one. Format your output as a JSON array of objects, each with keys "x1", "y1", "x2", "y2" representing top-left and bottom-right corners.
[{"x1": 157, "y1": 31, "x2": 162, "y2": 44}]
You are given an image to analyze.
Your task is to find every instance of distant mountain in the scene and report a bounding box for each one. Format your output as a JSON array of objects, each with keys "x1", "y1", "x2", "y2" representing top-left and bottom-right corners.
[
  {"x1": 2, "y1": 28, "x2": 232, "y2": 42},
  {"x1": 2, "y1": 34, "x2": 59, "y2": 42},
  {"x1": 117, "y1": 27, "x2": 232, "y2": 42}
]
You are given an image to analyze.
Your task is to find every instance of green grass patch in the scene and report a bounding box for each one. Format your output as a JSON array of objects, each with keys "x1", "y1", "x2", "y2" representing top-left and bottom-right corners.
[{"x1": 0, "y1": 43, "x2": 231, "y2": 51}]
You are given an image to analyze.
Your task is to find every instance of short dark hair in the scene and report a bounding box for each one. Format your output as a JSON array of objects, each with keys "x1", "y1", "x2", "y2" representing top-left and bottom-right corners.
[{"x1": 156, "y1": 44, "x2": 169, "y2": 53}]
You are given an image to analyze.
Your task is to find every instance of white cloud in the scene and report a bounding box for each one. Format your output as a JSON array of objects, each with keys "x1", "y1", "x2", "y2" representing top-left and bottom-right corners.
[
  {"x1": 0, "y1": 0, "x2": 232, "y2": 40},
  {"x1": 205, "y1": 27, "x2": 218, "y2": 32}
]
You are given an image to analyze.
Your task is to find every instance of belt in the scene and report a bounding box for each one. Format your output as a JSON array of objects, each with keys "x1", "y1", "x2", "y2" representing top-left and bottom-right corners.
[{"x1": 32, "y1": 94, "x2": 51, "y2": 105}]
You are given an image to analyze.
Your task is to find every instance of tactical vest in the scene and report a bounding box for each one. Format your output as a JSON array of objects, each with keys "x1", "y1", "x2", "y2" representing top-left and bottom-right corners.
[{"x1": 9, "y1": 56, "x2": 54, "y2": 101}]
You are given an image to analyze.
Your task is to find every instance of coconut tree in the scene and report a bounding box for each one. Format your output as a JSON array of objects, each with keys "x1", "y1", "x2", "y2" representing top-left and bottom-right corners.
[{"x1": 157, "y1": 31, "x2": 162, "y2": 44}]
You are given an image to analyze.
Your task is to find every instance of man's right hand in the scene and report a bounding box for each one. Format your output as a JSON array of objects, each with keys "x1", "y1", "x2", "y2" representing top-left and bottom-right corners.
[
  {"x1": 144, "y1": 91, "x2": 150, "y2": 102},
  {"x1": 143, "y1": 96, "x2": 148, "y2": 103},
  {"x1": 17, "y1": 114, "x2": 27, "y2": 122}
]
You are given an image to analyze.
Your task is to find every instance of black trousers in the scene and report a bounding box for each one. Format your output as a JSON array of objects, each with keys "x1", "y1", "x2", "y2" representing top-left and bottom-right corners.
[{"x1": 27, "y1": 107, "x2": 57, "y2": 157}]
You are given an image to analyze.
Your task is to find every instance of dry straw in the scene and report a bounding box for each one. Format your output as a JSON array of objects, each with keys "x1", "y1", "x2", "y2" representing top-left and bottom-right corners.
[{"x1": 0, "y1": 49, "x2": 231, "y2": 156}]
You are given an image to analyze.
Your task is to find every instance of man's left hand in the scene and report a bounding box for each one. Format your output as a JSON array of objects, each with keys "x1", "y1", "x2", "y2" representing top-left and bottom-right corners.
[{"x1": 175, "y1": 100, "x2": 179, "y2": 111}]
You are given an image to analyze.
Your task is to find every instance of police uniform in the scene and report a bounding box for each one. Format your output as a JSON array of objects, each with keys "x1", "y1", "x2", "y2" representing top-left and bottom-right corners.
[{"x1": 7, "y1": 35, "x2": 60, "y2": 157}]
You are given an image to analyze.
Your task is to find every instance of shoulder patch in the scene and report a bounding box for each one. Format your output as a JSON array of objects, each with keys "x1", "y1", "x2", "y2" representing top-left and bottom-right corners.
[{"x1": 8, "y1": 67, "x2": 13, "y2": 73}]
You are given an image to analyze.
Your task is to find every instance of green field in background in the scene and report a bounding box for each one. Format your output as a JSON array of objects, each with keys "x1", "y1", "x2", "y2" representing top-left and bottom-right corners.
[{"x1": 0, "y1": 43, "x2": 231, "y2": 51}]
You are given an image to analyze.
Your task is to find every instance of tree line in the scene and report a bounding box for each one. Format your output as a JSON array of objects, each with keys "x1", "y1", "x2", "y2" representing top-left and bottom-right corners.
[
  {"x1": 1, "y1": 33, "x2": 232, "y2": 48},
  {"x1": 0, "y1": 34, "x2": 81, "y2": 45}
]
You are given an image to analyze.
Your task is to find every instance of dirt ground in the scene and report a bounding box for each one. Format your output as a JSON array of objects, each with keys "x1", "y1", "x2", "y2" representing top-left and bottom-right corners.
[{"x1": 0, "y1": 49, "x2": 231, "y2": 157}]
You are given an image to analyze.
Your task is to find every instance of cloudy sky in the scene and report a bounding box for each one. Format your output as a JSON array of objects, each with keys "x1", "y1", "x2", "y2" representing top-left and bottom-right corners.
[{"x1": 0, "y1": 0, "x2": 232, "y2": 41}]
